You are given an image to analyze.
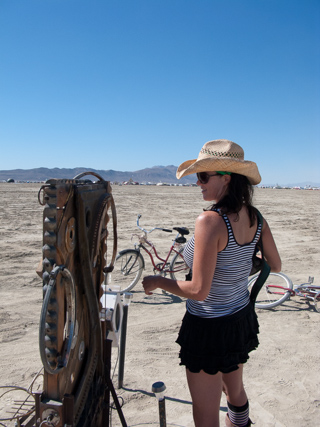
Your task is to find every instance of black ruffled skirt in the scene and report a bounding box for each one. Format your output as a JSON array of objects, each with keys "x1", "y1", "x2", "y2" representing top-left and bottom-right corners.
[{"x1": 176, "y1": 303, "x2": 259, "y2": 375}]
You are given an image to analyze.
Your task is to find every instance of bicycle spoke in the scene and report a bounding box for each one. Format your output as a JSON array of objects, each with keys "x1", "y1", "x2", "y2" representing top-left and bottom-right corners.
[
  {"x1": 111, "y1": 250, "x2": 144, "y2": 293},
  {"x1": 169, "y1": 247, "x2": 189, "y2": 281},
  {"x1": 248, "y1": 272, "x2": 293, "y2": 309},
  {"x1": 314, "y1": 292, "x2": 320, "y2": 313}
]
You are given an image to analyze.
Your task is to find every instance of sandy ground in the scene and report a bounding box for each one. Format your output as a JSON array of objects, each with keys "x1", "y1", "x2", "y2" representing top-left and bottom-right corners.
[{"x1": 0, "y1": 183, "x2": 319, "y2": 426}]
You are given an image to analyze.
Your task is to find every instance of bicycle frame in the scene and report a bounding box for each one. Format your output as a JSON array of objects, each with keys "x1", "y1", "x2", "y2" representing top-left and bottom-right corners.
[
  {"x1": 266, "y1": 276, "x2": 320, "y2": 307},
  {"x1": 112, "y1": 215, "x2": 189, "y2": 293},
  {"x1": 138, "y1": 236, "x2": 183, "y2": 275},
  {"x1": 131, "y1": 213, "x2": 188, "y2": 276},
  {"x1": 294, "y1": 284, "x2": 320, "y2": 303}
]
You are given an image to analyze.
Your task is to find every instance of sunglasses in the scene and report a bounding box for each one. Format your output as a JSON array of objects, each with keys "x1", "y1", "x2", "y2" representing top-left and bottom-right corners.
[
  {"x1": 196, "y1": 171, "x2": 231, "y2": 184},
  {"x1": 196, "y1": 172, "x2": 220, "y2": 184}
]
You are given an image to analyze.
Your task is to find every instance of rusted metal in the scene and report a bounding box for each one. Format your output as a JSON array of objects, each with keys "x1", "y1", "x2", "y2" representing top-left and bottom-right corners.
[
  {"x1": 36, "y1": 173, "x2": 119, "y2": 427},
  {"x1": 1, "y1": 173, "x2": 122, "y2": 427}
]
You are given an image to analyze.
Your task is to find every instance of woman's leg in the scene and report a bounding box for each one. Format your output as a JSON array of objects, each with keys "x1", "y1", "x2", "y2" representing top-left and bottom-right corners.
[
  {"x1": 222, "y1": 364, "x2": 247, "y2": 405},
  {"x1": 186, "y1": 368, "x2": 222, "y2": 427},
  {"x1": 222, "y1": 365, "x2": 250, "y2": 426}
]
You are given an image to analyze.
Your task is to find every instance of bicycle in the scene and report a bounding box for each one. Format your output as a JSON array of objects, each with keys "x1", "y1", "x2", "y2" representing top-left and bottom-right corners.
[
  {"x1": 248, "y1": 273, "x2": 320, "y2": 312},
  {"x1": 110, "y1": 214, "x2": 190, "y2": 293}
]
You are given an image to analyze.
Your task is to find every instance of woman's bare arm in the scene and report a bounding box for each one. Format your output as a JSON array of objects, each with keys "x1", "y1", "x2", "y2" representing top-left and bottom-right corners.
[
  {"x1": 261, "y1": 219, "x2": 282, "y2": 272},
  {"x1": 142, "y1": 211, "x2": 223, "y2": 300}
]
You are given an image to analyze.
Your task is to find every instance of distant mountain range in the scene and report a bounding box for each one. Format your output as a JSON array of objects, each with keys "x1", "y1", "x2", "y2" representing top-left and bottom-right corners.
[
  {"x1": 0, "y1": 165, "x2": 196, "y2": 185},
  {"x1": 0, "y1": 166, "x2": 319, "y2": 188}
]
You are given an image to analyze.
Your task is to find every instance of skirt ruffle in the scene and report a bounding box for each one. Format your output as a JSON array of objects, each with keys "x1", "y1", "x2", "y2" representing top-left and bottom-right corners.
[{"x1": 176, "y1": 303, "x2": 259, "y2": 375}]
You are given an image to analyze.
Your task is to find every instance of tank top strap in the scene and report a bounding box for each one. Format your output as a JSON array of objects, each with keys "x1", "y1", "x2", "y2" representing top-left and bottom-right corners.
[
  {"x1": 211, "y1": 208, "x2": 261, "y2": 246},
  {"x1": 211, "y1": 208, "x2": 235, "y2": 242}
]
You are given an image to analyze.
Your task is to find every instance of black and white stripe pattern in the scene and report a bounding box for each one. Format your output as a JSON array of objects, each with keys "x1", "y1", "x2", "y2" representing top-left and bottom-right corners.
[
  {"x1": 183, "y1": 211, "x2": 262, "y2": 318},
  {"x1": 227, "y1": 400, "x2": 250, "y2": 426}
]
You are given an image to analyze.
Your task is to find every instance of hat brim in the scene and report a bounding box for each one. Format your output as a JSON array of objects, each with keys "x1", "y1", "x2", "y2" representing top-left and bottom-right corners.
[{"x1": 176, "y1": 158, "x2": 261, "y2": 185}]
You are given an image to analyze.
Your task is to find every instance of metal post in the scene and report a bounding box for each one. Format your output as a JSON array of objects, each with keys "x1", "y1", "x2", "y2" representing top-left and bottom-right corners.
[
  {"x1": 158, "y1": 398, "x2": 166, "y2": 427},
  {"x1": 118, "y1": 304, "x2": 128, "y2": 388},
  {"x1": 118, "y1": 293, "x2": 132, "y2": 389}
]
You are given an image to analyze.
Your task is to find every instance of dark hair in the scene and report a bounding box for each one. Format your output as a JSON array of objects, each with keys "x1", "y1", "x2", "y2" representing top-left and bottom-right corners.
[{"x1": 207, "y1": 173, "x2": 256, "y2": 226}]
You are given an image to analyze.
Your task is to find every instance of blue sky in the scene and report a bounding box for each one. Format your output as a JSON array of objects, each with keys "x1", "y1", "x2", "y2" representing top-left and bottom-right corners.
[{"x1": 0, "y1": 0, "x2": 319, "y2": 185}]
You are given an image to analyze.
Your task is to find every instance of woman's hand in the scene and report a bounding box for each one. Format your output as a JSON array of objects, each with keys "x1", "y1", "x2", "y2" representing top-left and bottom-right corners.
[{"x1": 142, "y1": 275, "x2": 161, "y2": 295}]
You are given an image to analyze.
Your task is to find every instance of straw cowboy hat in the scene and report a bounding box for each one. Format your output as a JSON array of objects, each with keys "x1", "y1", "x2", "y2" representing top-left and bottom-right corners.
[{"x1": 176, "y1": 139, "x2": 261, "y2": 185}]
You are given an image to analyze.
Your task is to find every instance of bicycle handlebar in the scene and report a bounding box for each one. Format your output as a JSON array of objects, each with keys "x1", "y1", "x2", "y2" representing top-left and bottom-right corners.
[{"x1": 136, "y1": 214, "x2": 173, "y2": 234}]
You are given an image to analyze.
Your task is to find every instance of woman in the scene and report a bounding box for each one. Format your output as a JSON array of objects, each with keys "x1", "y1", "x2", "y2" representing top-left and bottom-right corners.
[{"x1": 142, "y1": 139, "x2": 281, "y2": 427}]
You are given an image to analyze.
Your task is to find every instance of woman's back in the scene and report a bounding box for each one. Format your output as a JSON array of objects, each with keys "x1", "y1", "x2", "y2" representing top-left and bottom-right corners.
[
  {"x1": 227, "y1": 207, "x2": 258, "y2": 245},
  {"x1": 184, "y1": 208, "x2": 262, "y2": 317}
]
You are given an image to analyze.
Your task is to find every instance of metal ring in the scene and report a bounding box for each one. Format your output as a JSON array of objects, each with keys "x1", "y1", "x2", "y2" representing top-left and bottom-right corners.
[{"x1": 39, "y1": 266, "x2": 76, "y2": 374}]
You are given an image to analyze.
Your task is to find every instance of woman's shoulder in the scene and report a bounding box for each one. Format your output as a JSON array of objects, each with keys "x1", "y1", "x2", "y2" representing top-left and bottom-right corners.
[
  {"x1": 196, "y1": 210, "x2": 226, "y2": 230},
  {"x1": 194, "y1": 210, "x2": 228, "y2": 250}
]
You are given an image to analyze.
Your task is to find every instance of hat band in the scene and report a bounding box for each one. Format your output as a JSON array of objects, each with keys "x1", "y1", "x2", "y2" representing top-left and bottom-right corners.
[{"x1": 200, "y1": 148, "x2": 243, "y2": 159}]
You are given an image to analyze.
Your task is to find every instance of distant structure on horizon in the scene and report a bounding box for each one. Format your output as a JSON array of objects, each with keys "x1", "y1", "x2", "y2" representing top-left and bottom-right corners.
[
  {"x1": 0, "y1": 165, "x2": 195, "y2": 185},
  {"x1": 0, "y1": 167, "x2": 319, "y2": 189}
]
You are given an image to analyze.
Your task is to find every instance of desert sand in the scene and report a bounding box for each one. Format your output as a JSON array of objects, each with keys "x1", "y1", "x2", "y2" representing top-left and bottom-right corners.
[{"x1": 0, "y1": 182, "x2": 319, "y2": 426}]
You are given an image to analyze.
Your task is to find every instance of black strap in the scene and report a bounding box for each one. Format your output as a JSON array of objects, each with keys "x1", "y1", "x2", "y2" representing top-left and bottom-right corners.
[
  {"x1": 250, "y1": 259, "x2": 271, "y2": 304},
  {"x1": 250, "y1": 209, "x2": 271, "y2": 304}
]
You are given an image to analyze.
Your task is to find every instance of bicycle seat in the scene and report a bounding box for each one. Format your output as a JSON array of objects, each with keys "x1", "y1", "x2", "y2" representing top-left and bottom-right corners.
[{"x1": 173, "y1": 227, "x2": 189, "y2": 236}]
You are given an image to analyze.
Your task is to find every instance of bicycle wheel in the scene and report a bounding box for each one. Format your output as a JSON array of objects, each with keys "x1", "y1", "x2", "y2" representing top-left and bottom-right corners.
[
  {"x1": 248, "y1": 272, "x2": 293, "y2": 309},
  {"x1": 169, "y1": 246, "x2": 189, "y2": 281},
  {"x1": 314, "y1": 291, "x2": 320, "y2": 313},
  {"x1": 110, "y1": 249, "x2": 145, "y2": 293}
]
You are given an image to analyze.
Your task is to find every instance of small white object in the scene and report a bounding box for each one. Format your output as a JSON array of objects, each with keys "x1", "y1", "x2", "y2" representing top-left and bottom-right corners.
[
  {"x1": 152, "y1": 381, "x2": 166, "y2": 401},
  {"x1": 123, "y1": 292, "x2": 133, "y2": 306},
  {"x1": 100, "y1": 291, "x2": 123, "y2": 347}
]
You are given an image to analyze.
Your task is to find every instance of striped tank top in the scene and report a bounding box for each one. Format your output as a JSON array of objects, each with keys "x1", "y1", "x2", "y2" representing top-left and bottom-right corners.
[{"x1": 183, "y1": 210, "x2": 262, "y2": 318}]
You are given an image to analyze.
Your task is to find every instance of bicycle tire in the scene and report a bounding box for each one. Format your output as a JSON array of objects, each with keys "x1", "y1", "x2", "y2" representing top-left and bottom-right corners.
[
  {"x1": 314, "y1": 291, "x2": 320, "y2": 313},
  {"x1": 111, "y1": 249, "x2": 145, "y2": 293},
  {"x1": 169, "y1": 246, "x2": 189, "y2": 281},
  {"x1": 248, "y1": 272, "x2": 293, "y2": 309}
]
